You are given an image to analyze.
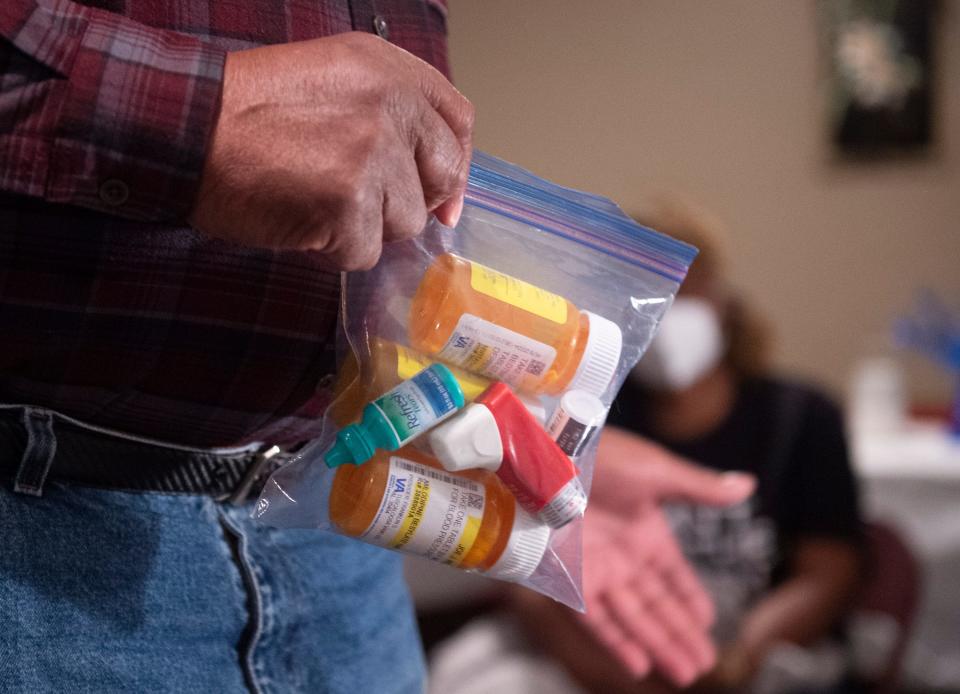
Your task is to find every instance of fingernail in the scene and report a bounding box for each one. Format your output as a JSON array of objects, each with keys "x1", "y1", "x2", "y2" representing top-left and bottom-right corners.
[
  {"x1": 721, "y1": 472, "x2": 755, "y2": 492},
  {"x1": 448, "y1": 195, "x2": 464, "y2": 229}
]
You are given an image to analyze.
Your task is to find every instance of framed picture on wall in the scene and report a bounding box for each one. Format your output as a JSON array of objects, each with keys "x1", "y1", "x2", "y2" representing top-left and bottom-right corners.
[{"x1": 821, "y1": 0, "x2": 936, "y2": 156}]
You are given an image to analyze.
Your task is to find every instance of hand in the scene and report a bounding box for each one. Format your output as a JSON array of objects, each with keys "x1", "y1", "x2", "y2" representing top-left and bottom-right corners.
[
  {"x1": 190, "y1": 32, "x2": 474, "y2": 270},
  {"x1": 580, "y1": 507, "x2": 714, "y2": 687},
  {"x1": 578, "y1": 428, "x2": 755, "y2": 687}
]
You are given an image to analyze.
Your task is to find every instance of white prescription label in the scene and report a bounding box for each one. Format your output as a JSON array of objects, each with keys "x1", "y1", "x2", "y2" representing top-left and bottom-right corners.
[
  {"x1": 436, "y1": 313, "x2": 557, "y2": 387},
  {"x1": 359, "y1": 456, "x2": 486, "y2": 566}
]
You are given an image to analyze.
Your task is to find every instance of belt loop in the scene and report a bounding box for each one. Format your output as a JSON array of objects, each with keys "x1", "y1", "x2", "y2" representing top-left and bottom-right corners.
[
  {"x1": 14, "y1": 408, "x2": 58, "y2": 497},
  {"x1": 227, "y1": 444, "x2": 281, "y2": 506}
]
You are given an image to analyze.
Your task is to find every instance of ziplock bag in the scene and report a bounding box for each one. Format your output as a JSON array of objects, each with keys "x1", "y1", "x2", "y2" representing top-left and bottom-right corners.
[{"x1": 255, "y1": 151, "x2": 696, "y2": 610}]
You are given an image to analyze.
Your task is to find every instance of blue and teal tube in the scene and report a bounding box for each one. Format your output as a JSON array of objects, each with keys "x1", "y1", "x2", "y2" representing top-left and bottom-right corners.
[{"x1": 325, "y1": 363, "x2": 466, "y2": 467}]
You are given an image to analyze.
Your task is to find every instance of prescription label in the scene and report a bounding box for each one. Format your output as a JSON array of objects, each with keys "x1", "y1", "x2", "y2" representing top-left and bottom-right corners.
[
  {"x1": 396, "y1": 345, "x2": 489, "y2": 401},
  {"x1": 436, "y1": 314, "x2": 557, "y2": 388},
  {"x1": 359, "y1": 456, "x2": 485, "y2": 566},
  {"x1": 468, "y1": 261, "x2": 568, "y2": 325}
]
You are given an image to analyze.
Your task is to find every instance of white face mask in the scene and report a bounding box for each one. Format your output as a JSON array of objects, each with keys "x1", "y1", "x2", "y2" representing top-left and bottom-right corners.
[{"x1": 631, "y1": 297, "x2": 724, "y2": 391}]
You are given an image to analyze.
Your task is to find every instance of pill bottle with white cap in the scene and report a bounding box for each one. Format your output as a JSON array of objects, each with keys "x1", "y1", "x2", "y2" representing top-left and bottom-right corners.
[
  {"x1": 546, "y1": 389, "x2": 607, "y2": 458},
  {"x1": 328, "y1": 447, "x2": 550, "y2": 581},
  {"x1": 408, "y1": 253, "x2": 622, "y2": 397}
]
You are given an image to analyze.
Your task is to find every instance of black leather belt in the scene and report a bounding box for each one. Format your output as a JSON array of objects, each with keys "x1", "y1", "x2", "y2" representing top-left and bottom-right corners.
[{"x1": 0, "y1": 406, "x2": 288, "y2": 503}]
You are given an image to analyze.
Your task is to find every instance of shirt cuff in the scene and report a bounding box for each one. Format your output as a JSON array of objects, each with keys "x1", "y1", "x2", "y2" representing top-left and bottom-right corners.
[{"x1": 44, "y1": 3, "x2": 226, "y2": 222}]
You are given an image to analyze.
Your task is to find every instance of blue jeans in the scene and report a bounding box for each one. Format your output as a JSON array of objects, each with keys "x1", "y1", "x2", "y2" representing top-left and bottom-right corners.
[{"x1": 0, "y1": 409, "x2": 425, "y2": 693}]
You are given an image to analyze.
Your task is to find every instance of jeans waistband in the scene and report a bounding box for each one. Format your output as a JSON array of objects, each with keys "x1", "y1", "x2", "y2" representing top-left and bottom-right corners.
[{"x1": 0, "y1": 405, "x2": 288, "y2": 502}]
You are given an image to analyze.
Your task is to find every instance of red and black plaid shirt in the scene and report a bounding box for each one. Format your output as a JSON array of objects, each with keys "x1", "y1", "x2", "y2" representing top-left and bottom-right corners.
[{"x1": 0, "y1": 0, "x2": 450, "y2": 447}]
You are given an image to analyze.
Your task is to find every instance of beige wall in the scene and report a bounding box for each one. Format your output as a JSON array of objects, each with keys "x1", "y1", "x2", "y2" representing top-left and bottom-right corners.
[{"x1": 448, "y1": 0, "x2": 960, "y2": 403}]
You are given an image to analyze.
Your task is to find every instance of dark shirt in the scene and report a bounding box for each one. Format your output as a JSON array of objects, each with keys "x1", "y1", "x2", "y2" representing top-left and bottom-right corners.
[
  {"x1": 0, "y1": 0, "x2": 449, "y2": 447},
  {"x1": 610, "y1": 375, "x2": 863, "y2": 547}
]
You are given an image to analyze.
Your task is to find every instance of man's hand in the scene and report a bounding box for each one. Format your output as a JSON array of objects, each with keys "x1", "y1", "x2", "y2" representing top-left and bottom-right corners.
[
  {"x1": 578, "y1": 427, "x2": 755, "y2": 687},
  {"x1": 190, "y1": 32, "x2": 474, "y2": 270}
]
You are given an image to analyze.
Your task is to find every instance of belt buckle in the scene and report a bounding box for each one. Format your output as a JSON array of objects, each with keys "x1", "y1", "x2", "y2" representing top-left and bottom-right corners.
[{"x1": 227, "y1": 444, "x2": 282, "y2": 505}]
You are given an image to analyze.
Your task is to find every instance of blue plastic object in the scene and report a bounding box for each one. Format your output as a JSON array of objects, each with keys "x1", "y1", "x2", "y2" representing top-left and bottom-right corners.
[{"x1": 895, "y1": 290, "x2": 960, "y2": 435}]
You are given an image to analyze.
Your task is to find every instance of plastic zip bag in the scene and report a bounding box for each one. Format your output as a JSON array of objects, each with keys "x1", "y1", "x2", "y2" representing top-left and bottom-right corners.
[{"x1": 255, "y1": 151, "x2": 696, "y2": 609}]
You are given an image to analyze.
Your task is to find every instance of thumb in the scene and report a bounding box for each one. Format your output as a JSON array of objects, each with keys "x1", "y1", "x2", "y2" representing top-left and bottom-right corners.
[
  {"x1": 591, "y1": 427, "x2": 755, "y2": 515},
  {"x1": 651, "y1": 459, "x2": 755, "y2": 506},
  {"x1": 433, "y1": 193, "x2": 465, "y2": 228}
]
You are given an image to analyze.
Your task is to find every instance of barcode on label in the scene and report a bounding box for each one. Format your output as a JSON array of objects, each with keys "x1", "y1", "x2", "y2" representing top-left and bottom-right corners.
[
  {"x1": 526, "y1": 360, "x2": 546, "y2": 376},
  {"x1": 395, "y1": 460, "x2": 480, "y2": 492}
]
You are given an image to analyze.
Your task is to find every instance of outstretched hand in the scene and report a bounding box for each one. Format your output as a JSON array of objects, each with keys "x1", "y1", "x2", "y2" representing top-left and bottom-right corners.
[{"x1": 578, "y1": 427, "x2": 755, "y2": 687}]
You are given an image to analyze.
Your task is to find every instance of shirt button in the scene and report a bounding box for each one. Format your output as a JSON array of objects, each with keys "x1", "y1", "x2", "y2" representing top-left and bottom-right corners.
[
  {"x1": 372, "y1": 15, "x2": 390, "y2": 40},
  {"x1": 99, "y1": 179, "x2": 129, "y2": 207}
]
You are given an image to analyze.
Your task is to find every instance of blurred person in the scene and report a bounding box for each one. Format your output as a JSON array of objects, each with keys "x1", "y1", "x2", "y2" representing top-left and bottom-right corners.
[
  {"x1": 606, "y1": 202, "x2": 865, "y2": 693},
  {"x1": 499, "y1": 204, "x2": 863, "y2": 694}
]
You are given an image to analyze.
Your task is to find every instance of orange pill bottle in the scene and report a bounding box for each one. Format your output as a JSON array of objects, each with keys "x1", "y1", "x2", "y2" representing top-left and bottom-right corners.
[
  {"x1": 329, "y1": 446, "x2": 550, "y2": 580},
  {"x1": 408, "y1": 253, "x2": 622, "y2": 396}
]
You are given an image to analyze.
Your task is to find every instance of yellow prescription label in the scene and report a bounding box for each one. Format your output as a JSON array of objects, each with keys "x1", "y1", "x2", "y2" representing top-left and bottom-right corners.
[
  {"x1": 448, "y1": 515, "x2": 483, "y2": 567},
  {"x1": 396, "y1": 344, "x2": 490, "y2": 401},
  {"x1": 359, "y1": 456, "x2": 486, "y2": 565},
  {"x1": 396, "y1": 344, "x2": 433, "y2": 381},
  {"x1": 468, "y1": 261, "x2": 568, "y2": 324}
]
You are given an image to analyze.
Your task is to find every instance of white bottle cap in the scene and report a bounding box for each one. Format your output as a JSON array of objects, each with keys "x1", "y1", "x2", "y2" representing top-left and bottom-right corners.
[
  {"x1": 568, "y1": 311, "x2": 623, "y2": 398},
  {"x1": 428, "y1": 404, "x2": 503, "y2": 472},
  {"x1": 550, "y1": 390, "x2": 606, "y2": 431},
  {"x1": 485, "y1": 503, "x2": 551, "y2": 582},
  {"x1": 546, "y1": 389, "x2": 607, "y2": 458}
]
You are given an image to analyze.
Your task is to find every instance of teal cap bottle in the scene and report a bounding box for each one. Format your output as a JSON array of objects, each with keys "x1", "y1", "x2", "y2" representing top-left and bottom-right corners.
[{"x1": 325, "y1": 363, "x2": 466, "y2": 468}]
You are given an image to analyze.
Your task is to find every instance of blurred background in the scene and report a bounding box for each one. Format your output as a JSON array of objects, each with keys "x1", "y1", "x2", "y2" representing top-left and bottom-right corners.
[
  {"x1": 448, "y1": 0, "x2": 958, "y2": 407},
  {"x1": 404, "y1": 2, "x2": 960, "y2": 693}
]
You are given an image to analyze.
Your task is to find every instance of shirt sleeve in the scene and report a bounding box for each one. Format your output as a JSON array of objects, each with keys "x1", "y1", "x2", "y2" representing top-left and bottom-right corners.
[
  {"x1": 0, "y1": 0, "x2": 226, "y2": 222},
  {"x1": 778, "y1": 388, "x2": 864, "y2": 544}
]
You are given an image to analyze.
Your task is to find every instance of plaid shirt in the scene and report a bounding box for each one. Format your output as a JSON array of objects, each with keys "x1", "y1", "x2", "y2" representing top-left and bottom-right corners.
[{"x1": 0, "y1": 0, "x2": 450, "y2": 447}]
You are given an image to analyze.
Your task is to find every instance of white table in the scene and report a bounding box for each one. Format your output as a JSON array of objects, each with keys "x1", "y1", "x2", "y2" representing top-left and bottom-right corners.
[{"x1": 852, "y1": 421, "x2": 960, "y2": 691}]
